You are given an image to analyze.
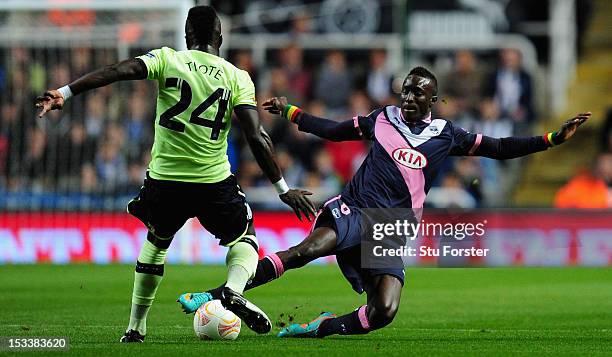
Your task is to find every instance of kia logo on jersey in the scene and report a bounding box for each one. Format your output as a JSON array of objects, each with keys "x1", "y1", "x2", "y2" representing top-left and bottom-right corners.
[{"x1": 392, "y1": 148, "x2": 428, "y2": 169}]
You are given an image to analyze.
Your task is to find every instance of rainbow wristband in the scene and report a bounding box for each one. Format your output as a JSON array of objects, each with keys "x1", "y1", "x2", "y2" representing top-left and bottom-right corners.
[
  {"x1": 282, "y1": 104, "x2": 302, "y2": 123},
  {"x1": 543, "y1": 131, "x2": 561, "y2": 147}
]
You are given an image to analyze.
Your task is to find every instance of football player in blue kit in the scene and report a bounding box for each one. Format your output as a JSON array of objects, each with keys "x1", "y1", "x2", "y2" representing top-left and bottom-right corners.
[{"x1": 180, "y1": 66, "x2": 590, "y2": 338}]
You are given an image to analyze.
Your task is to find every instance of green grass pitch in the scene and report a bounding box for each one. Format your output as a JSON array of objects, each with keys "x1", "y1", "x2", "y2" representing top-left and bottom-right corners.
[{"x1": 1, "y1": 265, "x2": 611, "y2": 356}]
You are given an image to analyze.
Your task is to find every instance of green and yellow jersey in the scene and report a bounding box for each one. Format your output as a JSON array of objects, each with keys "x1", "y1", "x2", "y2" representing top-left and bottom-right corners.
[{"x1": 137, "y1": 47, "x2": 256, "y2": 183}]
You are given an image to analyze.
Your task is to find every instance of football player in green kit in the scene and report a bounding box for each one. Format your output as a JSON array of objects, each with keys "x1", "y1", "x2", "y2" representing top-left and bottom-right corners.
[{"x1": 35, "y1": 6, "x2": 315, "y2": 343}]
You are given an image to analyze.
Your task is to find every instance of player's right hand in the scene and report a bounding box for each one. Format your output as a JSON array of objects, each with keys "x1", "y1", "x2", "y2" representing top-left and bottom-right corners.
[
  {"x1": 279, "y1": 189, "x2": 316, "y2": 222},
  {"x1": 262, "y1": 96, "x2": 288, "y2": 116},
  {"x1": 35, "y1": 89, "x2": 65, "y2": 118}
]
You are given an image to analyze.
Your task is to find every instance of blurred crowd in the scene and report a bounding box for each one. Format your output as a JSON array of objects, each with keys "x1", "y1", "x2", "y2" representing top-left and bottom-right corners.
[
  {"x1": 0, "y1": 47, "x2": 153, "y2": 201},
  {"x1": 0, "y1": 43, "x2": 540, "y2": 210}
]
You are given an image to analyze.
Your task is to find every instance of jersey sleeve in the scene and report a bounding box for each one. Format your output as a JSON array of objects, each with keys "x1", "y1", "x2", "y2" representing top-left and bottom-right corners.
[
  {"x1": 233, "y1": 69, "x2": 257, "y2": 108},
  {"x1": 355, "y1": 108, "x2": 381, "y2": 141},
  {"x1": 136, "y1": 47, "x2": 170, "y2": 81},
  {"x1": 449, "y1": 121, "x2": 482, "y2": 156}
]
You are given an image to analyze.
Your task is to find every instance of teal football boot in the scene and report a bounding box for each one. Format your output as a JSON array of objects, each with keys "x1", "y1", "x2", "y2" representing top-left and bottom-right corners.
[
  {"x1": 277, "y1": 312, "x2": 336, "y2": 338},
  {"x1": 176, "y1": 292, "x2": 213, "y2": 313}
]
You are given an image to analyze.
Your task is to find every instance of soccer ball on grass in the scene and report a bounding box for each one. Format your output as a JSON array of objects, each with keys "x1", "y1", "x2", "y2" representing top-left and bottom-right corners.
[{"x1": 193, "y1": 300, "x2": 241, "y2": 340}]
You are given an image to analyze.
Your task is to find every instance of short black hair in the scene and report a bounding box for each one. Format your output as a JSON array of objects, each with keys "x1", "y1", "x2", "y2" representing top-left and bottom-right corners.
[
  {"x1": 187, "y1": 6, "x2": 221, "y2": 47},
  {"x1": 407, "y1": 66, "x2": 438, "y2": 95}
]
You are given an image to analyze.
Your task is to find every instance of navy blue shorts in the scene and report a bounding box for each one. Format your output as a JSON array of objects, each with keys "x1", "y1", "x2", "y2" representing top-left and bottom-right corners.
[{"x1": 311, "y1": 196, "x2": 405, "y2": 294}]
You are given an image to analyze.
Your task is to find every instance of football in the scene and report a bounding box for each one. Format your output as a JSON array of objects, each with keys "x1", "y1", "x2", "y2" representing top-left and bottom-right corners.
[{"x1": 193, "y1": 300, "x2": 241, "y2": 340}]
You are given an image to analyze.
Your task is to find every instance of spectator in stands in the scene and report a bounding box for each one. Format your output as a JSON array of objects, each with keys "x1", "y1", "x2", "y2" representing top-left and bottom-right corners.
[
  {"x1": 275, "y1": 146, "x2": 304, "y2": 188},
  {"x1": 304, "y1": 149, "x2": 342, "y2": 193},
  {"x1": 290, "y1": 10, "x2": 314, "y2": 35},
  {"x1": 348, "y1": 90, "x2": 374, "y2": 116},
  {"x1": 366, "y1": 49, "x2": 393, "y2": 106},
  {"x1": 267, "y1": 67, "x2": 290, "y2": 98},
  {"x1": 473, "y1": 98, "x2": 514, "y2": 206},
  {"x1": 434, "y1": 95, "x2": 475, "y2": 129},
  {"x1": 554, "y1": 153, "x2": 612, "y2": 208},
  {"x1": 56, "y1": 120, "x2": 96, "y2": 184},
  {"x1": 39, "y1": 103, "x2": 70, "y2": 140},
  {"x1": 441, "y1": 49, "x2": 485, "y2": 115},
  {"x1": 427, "y1": 171, "x2": 477, "y2": 209},
  {"x1": 233, "y1": 50, "x2": 258, "y2": 85},
  {"x1": 80, "y1": 163, "x2": 97, "y2": 193},
  {"x1": 473, "y1": 98, "x2": 513, "y2": 138},
  {"x1": 124, "y1": 94, "x2": 152, "y2": 160},
  {"x1": 9, "y1": 62, "x2": 29, "y2": 104},
  {"x1": 72, "y1": 47, "x2": 93, "y2": 76},
  {"x1": 104, "y1": 121, "x2": 126, "y2": 153},
  {"x1": 84, "y1": 95, "x2": 106, "y2": 139},
  {"x1": 0, "y1": 102, "x2": 24, "y2": 184},
  {"x1": 314, "y1": 51, "x2": 353, "y2": 116},
  {"x1": 49, "y1": 63, "x2": 71, "y2": 91},
  {"x1": 37, "y1": 116, "x2": 64, "y2": 186},
  {"x1": 277, "y1": 44, "x2": 311, "y2": 106},
  {"x1": 21, "y1": 126, "x2": 48, "y2": 190},
  {"x1": 453, "y1": 157, "x2": 483, "y2": 205},
  {"x1": 9, "y1": 47, "x2": 28, "y2": 72},
  {"x1": 94, "y1": 139, "x2": 128, "y2": 193},
  {"x1": 484, "y1": 48, "x2": 534, "y2": 127}
]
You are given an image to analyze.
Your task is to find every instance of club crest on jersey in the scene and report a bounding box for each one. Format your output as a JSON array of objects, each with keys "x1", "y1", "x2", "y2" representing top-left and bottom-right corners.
[{"x1": 392, "y1": 148, "x2": 428, "y2": 169}]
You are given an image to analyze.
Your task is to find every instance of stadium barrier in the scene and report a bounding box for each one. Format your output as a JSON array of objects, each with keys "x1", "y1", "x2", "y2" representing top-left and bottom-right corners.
[{"x1": 1, "y1": 210, "x2": 610, "y2": 266}]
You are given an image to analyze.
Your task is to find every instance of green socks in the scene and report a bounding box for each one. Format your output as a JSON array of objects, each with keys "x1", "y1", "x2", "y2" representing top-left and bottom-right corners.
[
  {"x1": 127, "y1": 239, "x2": 169, "y2": 335},
  {"x1": 225, "y1": 235, "x2": 259, "y2": 294}
]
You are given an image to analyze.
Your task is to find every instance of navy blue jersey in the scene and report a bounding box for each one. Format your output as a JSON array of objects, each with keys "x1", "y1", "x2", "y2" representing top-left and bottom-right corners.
[{"x1": 341, "y1": 105, "x2": 481, "y2": 209}]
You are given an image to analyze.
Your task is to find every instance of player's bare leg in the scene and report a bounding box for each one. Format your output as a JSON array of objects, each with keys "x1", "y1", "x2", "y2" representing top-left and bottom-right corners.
[
  {"x1": 279, "y1": 274, "x2": 402, "y2": 337},
  {"x1": 277, "y1": 227, "x2": 338, "y2": 269},
  {"x1": 363, "y1": 275, "x2": 402, "y2": 330},
  {"x1": 232, "y1": 227, "x2": 338, "y2": 295},
  {"x1": 198, "y1": 227, "x2": 337, "y2": 302}
]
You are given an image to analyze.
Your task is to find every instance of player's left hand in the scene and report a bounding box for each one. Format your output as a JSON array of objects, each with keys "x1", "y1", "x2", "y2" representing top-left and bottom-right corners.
[
  {"x1": 556, "y1": 112, "x2": 591, "y2": 143},
  {"x1": 279, "y1": 189, "x2": 316, "y2": 222},
  {"x1": 35, "y1": 89, "x2": 65, "y2": 118}
]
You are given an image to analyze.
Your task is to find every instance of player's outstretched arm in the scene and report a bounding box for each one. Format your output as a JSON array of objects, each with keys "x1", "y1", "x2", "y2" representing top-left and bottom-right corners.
[
  {"x1": 472, "y1": 112, "x2": 591, "y2": 160},
  {"x1": 234, "y1": 106, "x2": 316, "y2": 221},
  {"x1": 35, "y1": 58, "x2": 147, "y2": 118},
  {"x1": 262, "y1": 97, "x2": 362, "y2": 142}
]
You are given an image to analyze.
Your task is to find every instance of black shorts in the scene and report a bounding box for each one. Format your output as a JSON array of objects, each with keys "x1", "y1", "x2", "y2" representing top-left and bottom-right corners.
[{"x1": 128, "y1": 173, "x2": 254, "y2": 246}]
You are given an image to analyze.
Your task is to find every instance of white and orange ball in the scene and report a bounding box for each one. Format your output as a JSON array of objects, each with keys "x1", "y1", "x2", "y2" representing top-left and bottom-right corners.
[{"x1": 193, "y1": 300, "x2": 241, "y2": 340}]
